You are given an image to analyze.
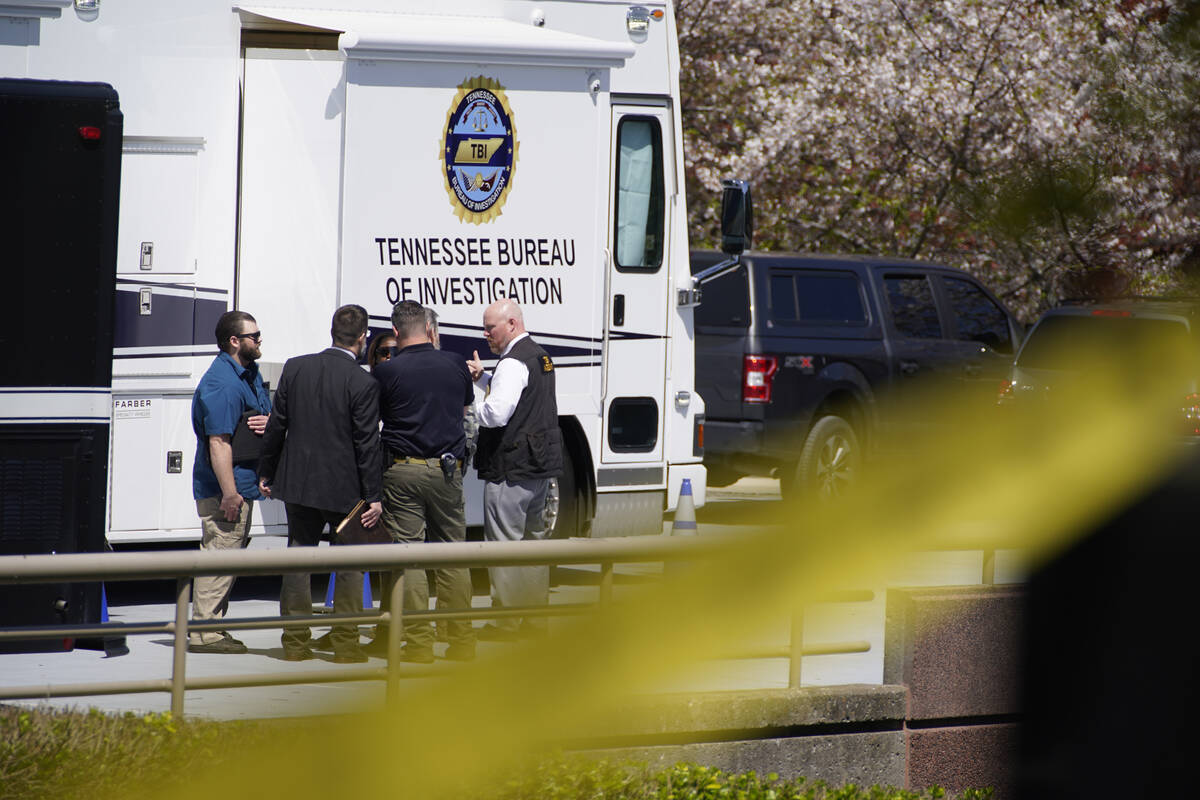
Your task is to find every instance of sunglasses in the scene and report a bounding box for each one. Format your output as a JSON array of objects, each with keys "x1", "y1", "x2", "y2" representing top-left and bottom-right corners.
[{"x1": 235, "y1": 331, "x2": 262, "y2": 343}]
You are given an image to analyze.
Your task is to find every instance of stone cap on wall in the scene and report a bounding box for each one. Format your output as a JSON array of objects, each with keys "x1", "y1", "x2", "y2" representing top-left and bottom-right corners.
[
  {"x1": 570, "y1": 685, "x2": 908, "y2": 745},
  {"x1": 884, "y1": 584, "x2": 1024, "y2": 720}
]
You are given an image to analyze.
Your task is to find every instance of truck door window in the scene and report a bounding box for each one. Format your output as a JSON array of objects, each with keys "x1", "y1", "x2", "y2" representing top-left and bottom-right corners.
[
  {"x1": 884, "y1": 275, "x2": 941, "y2": 338},
  {"x1": 770, "y1": 274, "x2": 798, "y2": 321},
  {"x1": 614, "y1": 117, "x2": 664, "y2": 272},
  {"x1": 772, "y1": 272, "x2": 867, "y2": 325},
  {"x1": 796, "y1": 273, "x2": 867, "y2": 324},
  {"x1": 944, "y1": 277, "x2": 1013, "y2": 353}
]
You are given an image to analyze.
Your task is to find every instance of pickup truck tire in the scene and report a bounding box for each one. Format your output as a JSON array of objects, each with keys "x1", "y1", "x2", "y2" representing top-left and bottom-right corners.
[{"x1": 786, "y1": 414, "x2": 859, "y2": 501}]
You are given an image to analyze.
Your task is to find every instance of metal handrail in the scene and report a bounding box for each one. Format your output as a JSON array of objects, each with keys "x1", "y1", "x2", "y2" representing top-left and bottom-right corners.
[
  {"x1": 0, "y1": 536, "x2": 874, "y2": 716},
  {"x1": 0, "y1": 537, "x2": 729, "y2": 584}
]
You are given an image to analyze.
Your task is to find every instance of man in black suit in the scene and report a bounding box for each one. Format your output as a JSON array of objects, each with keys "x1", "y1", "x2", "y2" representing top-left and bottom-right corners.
[{"x1": 258, "y1": 304, "x2": 383, "y2": 663}]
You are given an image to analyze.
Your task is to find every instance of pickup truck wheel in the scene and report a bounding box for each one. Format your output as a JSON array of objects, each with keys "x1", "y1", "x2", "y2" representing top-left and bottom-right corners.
[{"x1": 788, "y1": 415, "x2": 859, "y2": 501}]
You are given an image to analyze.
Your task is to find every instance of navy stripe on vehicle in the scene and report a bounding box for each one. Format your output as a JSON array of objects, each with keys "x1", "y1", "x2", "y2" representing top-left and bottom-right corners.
[
  {"x1": 114, "y1": 349, "x2": 220, "y2": 359},
  {"x1": 113, "y1": 288, "x2": 227, "y2": 349},
  {"x1": 116, "y1": 279, "x2": 227, "y2": 297},
  {"x1": 372, "y1": 315, "x2": 666, "y2": 345}
]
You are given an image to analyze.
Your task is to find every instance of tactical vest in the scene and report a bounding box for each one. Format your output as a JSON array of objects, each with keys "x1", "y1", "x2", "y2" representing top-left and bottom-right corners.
[{"x1": 474, "y1": 336, "x2": 564, "y2": 482}]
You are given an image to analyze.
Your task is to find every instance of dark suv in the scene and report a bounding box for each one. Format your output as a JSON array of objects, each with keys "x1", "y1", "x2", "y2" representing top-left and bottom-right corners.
[
  {"x1": 1000, "y1": 299, "x2": 1200, "y2": 437},
  {"x1": 693, "y1": 251, "x2": 1022, "y2": 498}
]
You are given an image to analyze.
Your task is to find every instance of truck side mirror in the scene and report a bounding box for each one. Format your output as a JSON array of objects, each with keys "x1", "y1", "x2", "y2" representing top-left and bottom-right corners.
[
  {"x1": 679, "y1": 180, "x2": 754, "y2": 308},
  {"x1": 720, "y1": 179, "x2": 753, "y2": 255}
]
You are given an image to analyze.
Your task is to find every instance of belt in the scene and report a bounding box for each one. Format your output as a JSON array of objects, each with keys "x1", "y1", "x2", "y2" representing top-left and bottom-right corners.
[{"x1": 392, "y1": 455, "x2": 458, "y2": 465}]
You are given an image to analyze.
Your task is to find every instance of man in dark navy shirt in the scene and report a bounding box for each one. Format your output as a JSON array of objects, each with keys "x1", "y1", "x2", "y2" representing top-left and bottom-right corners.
[{"x1": 368, "y1": 300, "x2": 476, "y2": 662}]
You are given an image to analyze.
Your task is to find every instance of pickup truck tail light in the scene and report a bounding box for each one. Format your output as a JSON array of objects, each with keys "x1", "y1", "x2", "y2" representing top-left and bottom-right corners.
[
  {"x1": 997, "y1": 379, "x2": 1016, "y2": 405},
  {"x1": 743, "y1": 355, "x2": 778, "y2": 403},
  {"x1": 1184, "y1": 393, "x2": 1200, "y2": 435}
]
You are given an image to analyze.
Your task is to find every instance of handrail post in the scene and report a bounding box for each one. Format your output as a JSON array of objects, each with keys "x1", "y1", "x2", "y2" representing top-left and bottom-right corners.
[
  {"x1": 171, "y1": 577, "x2": 190, "y2": 718},
  {"x1": 599, "y1": 561, "x2": 614, "y2": 607},
  {"x1": 788, "y1": 606, "x2": 804, "y2": 688},
  {"x1": 386, "y1": 571, "x2": 404, "y2": 710}
]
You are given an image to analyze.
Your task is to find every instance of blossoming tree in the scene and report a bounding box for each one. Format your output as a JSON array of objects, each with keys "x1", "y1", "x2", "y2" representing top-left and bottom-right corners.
[{"x1": 677, "y1": 0, "x2": 1200, "y2": 318}]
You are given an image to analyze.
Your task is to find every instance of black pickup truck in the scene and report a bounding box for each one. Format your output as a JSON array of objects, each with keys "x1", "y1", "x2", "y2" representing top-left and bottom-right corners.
[{"x1": 692, "y1": 250, "x2": 1022, "y2": 499}]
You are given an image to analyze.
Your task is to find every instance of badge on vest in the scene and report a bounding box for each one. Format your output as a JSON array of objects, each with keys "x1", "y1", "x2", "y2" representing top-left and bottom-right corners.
[{"x1": 541, "y1": 355, "x2": 553, "y2": 373}]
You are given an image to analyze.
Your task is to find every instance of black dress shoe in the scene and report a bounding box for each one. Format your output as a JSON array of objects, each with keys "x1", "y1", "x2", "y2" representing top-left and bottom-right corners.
[
  {"x1": 282, "y1": 646, "x2": 315, "y2": 661},
  {"x1": 310, "y1": 632, "x2": 335, "y2": 652}
]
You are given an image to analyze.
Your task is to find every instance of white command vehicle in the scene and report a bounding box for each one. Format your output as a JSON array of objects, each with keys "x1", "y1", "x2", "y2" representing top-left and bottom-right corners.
[{"x1": 1, "y1": 0, "x2": 707, "y2": 544}]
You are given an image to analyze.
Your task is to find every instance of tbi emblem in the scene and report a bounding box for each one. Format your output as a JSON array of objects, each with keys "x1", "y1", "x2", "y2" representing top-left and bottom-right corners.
[{"x1": 441, "y1": 76, "x2": 519, "y2": 224}]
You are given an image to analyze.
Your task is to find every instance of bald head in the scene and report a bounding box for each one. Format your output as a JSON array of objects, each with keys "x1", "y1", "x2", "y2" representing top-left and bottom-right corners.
[{"x1": 482, "y1": 299, "x2": 526, "y2": 355}]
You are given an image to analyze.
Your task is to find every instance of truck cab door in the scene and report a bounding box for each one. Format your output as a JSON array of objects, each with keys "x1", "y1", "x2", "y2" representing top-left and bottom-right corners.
[
  {"x1": 878, "y1": 270, "x2": 962, "y2": 433},
  {"x1": 936, "y1": 274, "x2": 1018, "y2": 410},
  {"x1": 601, "y1": 104, "x2": 672, "y2": 466}
]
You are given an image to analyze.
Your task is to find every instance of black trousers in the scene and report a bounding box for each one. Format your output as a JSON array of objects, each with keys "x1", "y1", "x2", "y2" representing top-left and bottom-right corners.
[{"x1": 279, "y1": 503, "x2": 364, "y2": 654}]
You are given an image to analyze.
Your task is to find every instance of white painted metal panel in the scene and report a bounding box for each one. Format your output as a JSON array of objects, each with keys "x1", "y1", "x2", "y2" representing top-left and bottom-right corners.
[
  {"x1": 237, "y1": 51, "x2": 344, "y2": 364},
  {"x1": 109, "y1": 396, "x2": 163, "y2": 532},
  {"x1": 237, "y1": 5, "x2": 633, "y2": 67},
  {"x1": 340, "y1": 59, "x2": 608, "y2": 389},
  {"x1": 117, "y1": 138, "x2": 203, "y2": 276},
  {"x1": 600, "y1": 104, "x2": 672, "y2": 467}
]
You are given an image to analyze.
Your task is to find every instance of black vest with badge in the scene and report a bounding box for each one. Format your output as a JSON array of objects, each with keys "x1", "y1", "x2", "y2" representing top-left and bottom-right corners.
[{"x1": 474, "y1": 335, "x2": 564, "y2": 482}]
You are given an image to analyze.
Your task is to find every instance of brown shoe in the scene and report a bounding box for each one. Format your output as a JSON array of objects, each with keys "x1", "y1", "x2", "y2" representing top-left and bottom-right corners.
[
  {"x1": 188, "y1": 638, "x2": 248, "y2": 655},
  {"x1": 362, "y1": 638, "x2": 390, "y2": 657},
  {"x1": 282, "y1": 645, "x2": 315, "y2": 661},
  {"x1": 399, "y1": 646, "x2": 434, "y2": 664},
  {"x1": 332, "y1": 650, "x2": 368, "y2": 664}
]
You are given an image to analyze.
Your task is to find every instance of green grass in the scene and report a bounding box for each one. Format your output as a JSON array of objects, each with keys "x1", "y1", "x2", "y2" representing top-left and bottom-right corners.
[
  {"x1": 0, "y1": 705, "x2": 993, "y2": 800},
  {"x1": 0, "y1": 704, "x2": 278, "y2": 799},
  {"x1": 490, "y1": 758, "x2": 995, "y2": 800}
]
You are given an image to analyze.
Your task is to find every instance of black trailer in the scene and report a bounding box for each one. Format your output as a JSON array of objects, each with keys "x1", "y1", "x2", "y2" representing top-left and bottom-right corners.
[{"x1": 0, "y1": 79, "x2": 122, "y2": 652}]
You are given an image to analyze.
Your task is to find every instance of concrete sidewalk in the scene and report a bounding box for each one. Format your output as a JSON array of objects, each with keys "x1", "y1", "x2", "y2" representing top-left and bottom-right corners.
[{"x1": 0, "y1": 568, "x2": 668, "y2": 720}]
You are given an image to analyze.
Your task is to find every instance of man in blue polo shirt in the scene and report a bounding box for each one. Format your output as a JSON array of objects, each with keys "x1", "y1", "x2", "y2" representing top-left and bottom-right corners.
[{"x1": 189, "y1": 310, "x2": 271, "y2": 654}]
